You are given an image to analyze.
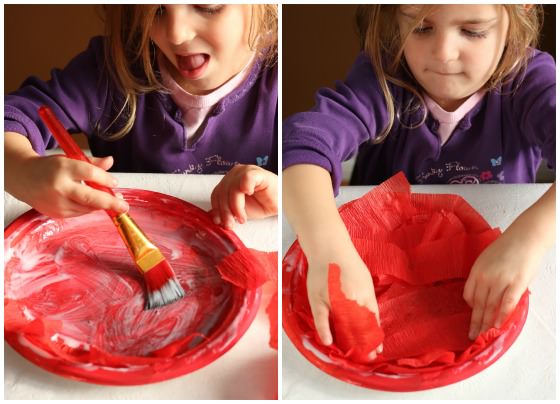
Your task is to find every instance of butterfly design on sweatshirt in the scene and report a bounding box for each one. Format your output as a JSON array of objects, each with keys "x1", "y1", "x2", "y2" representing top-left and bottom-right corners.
[
  {"x1": 490, "y1": 156, "x2": 502, "y2": 167},
  {"x1": 256, "y1": 155, "x2": 269, "y2": 167}
]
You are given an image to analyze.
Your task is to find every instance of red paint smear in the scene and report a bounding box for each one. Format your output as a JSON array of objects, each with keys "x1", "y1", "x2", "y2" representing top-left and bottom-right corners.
[
  {"x1": 216, "y1": 249, "x2": 278, "y2": 349},
  {"x1": 4, "y1": 189, "x2": 262, "y2": 385},
  {"x1": 327, "y1": 263, "x2": 384, "y2": 364},
  {"x1": 283, "y1": 172, "x2": 529, "y2": 391}
]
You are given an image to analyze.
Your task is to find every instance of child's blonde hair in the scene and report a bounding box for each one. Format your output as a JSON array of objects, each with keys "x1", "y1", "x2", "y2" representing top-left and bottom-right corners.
[
  {"x1": 101, "y1": 4, "x2": 278, "y2": 140},
  {"x1": 356, "y1": 4, "x2": 543, "y2": 143}
]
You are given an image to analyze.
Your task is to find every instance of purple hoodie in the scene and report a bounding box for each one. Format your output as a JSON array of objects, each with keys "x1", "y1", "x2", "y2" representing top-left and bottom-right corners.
[
  {"x1": 283, "y1": 50, "x2": 555, "y2": 193},
  {"x1": 5, "y1": 36, "x2": 278, "y2": 174}
]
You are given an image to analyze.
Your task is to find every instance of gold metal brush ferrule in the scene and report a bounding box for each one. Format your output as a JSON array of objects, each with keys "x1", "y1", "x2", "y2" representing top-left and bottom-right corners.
[{"x1": 112, "y1": 213, "x2": 165, "y2": 273}]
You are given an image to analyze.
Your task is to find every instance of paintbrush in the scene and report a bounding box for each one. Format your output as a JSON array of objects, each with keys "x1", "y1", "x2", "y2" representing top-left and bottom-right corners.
[{"x1": 38, "y1": 105, "x2": 185, "y2": 310}]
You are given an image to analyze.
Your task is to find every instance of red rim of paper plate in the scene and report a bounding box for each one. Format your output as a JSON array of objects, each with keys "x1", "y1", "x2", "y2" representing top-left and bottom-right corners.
[
  {"x1": 282, "y1": 240, "x2": 529, "y2": 392},
  {"x1": 4, "y1": 189, "x2": 261, "y2": 385}
]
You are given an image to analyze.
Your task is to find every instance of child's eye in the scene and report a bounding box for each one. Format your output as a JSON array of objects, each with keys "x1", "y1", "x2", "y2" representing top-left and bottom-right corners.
[
  {"x1": 194, "y1": 4, "x2": 225, "y2": 15},
  {"x1": 462, "y1": 29, "x2": 488, "y2": 39},
  {"x1": 412, "y1": 24, "x2": 432, "y2": 35}
]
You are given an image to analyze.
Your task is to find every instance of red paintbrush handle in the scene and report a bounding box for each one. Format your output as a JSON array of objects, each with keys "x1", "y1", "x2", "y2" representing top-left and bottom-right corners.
[{"x1": 38, "y1": 105, "x2": 117, "y2": 218}]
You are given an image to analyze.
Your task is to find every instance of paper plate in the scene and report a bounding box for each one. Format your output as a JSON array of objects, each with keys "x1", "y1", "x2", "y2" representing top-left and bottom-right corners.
[
  {"x1": 282, "y1": 173, "x2": 529, "y2": 392},
  {"x1": 4, "y1": 189, "x2": 261, "y2": 385}
]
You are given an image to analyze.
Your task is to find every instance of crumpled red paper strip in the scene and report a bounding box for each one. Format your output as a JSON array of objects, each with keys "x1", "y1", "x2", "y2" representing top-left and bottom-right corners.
[
  {"x1": 216, "y1": 249, "x2": 278, "y2": 287},
  {"x1": 216, "y1": 248, "x2": 278, "y2": 350},
  {"x1": 282, "y1": 172, "x2": 529, "y2": 391},
  {"x1": 328, "y1": 263, "x2": 384, "y2": 363}
]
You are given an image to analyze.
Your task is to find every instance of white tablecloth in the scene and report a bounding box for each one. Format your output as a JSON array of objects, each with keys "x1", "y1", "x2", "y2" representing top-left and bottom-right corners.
[
  {"x1": 282, "y1": 184, "x2": 555, "y2": 399},
  {"x1": 4, "y1": 173, "x2": 278, "y2": 400}
]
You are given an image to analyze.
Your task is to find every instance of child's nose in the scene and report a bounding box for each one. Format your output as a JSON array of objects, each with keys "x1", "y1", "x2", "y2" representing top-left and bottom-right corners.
[
  {"x1": 166, "y1": 13, "x2": 197, "y2": 45},
  {"x1": 432, "y1": 32, "x2": 459, "y2": 63}
]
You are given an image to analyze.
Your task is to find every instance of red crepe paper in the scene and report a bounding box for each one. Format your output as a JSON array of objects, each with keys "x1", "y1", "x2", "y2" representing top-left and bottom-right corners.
[
  {"x1": 283, "y1": 172, "x2": 529, "y2": 391},
  {"x1": 4, "y1": 189, "x2": 268, "y2": 385},
  {"x1": 216, "y1": 249, "x2": 278, "y2": 288},
  {"x1": 216, "y1": 248, "x2": 279, "y2": 350},
  {"x1": 328, "y1": 263, "x2": 384, "y2": 364}
]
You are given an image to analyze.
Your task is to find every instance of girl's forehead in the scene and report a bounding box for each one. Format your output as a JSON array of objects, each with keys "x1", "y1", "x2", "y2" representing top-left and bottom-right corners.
[
  {"x1": 399, "y1": 4, "x2": 423, "y2": 14},
  {"x1": 399, "y1": 4, "x2": 502, "y2": 21}
]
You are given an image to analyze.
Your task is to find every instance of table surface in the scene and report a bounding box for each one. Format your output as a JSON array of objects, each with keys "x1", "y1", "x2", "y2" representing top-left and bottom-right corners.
[
  {"x1": 282, "y1": 183, "x2": 555, "y2": 400},
  {"x1": 4, "y1": 173, "x2": 278, "y2": 400}
]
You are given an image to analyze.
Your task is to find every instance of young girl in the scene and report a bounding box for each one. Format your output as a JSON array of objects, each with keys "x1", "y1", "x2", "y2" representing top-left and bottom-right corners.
[
  {"x1": 5, "y1": 4, "x2": 278, "y2": 226},
  {"x1": 283, "y1": 4, "x2": 555, "y2": 358}
]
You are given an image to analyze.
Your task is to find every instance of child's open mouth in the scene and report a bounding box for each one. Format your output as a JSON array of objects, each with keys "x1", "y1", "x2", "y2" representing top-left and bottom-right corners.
[{"x1": 176, "y1": 53, "x2": 210, "y2": 79}]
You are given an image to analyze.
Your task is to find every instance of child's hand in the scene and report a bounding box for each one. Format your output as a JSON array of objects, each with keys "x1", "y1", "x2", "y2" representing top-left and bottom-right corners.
[
  {"x1": 210, "y1": 164, "x2": 278, "y2": 229},
  {"x1": 464, "y1": 183, "x2": 554, "y2": 340},
  {"x1": 7, "y1": 154, "x2": 128, "y2": 218},
  {"x1": 306, "y1": 246, "x2": 382, "y2": 360},
  {"x1": 463, "y1": 232, "x2": 542, "y2": 340}
]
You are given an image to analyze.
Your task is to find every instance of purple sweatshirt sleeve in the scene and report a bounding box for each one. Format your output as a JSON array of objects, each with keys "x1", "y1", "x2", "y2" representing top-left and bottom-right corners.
[
  {"x1": 282, "y1": 53, "x2": 389, "y2": 194},
  {"x1": 510, "y1": 50, "x2": 556, "y2": 171},
  {"x1": 4, "y1": 36, "x2": 110, "y2": 155}
]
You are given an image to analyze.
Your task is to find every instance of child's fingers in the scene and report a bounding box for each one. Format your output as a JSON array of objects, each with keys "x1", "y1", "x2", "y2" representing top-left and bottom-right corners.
[
  {"x1": 368, "y1": 342, "x2": 384, "y2": 361},
  {"x1": 367, "y1": 317, "x2": 384, "y2": 360},
  {"x1": 208, "y1": 209, "x2": 221, "y2": 225},
  {"x1": 73, "y1": 160, "x2": 119, "y2": 188},
  {"x1": 462, "y1": 277, "x2": 476, "y2": 308},
  {"x1": 69, "y1": 183, "x2": 129, "y2": 213},
  {"x1": 494, "y1": 284, "x2": 525, "y2": 328},
  {"x1": 468, "y1": 286, "x2": 489, "y2": 340},
  {"x1": 367, "y1": 342, "x2": 384, "y2": 361},
  {"x1": 367, "y1": 306, "x2": 383, "y2": 358},
  {"x1": 209, "y1": 188, "x2": 222, "y2": 224},
  {"x1": 218, "y1": 189, "x2": 235, "y2": 229},
  {"x1": 365, "y1": 300, "x2": 383, "y2": 353},
  {"x1": 310, "y1": 302, "x2": 333, "y2": 346},
  {"x1": 479, "y1": 285, "x2": 504, "y2": 334},
  {"x1": 365, "y1": 297, "x2": 380, "y2": 318},
  {"x1": 239, "y1": 169, "x2": 261, "y2": 195},
  {"x1": 228, "y1": 188, "x2": 247, "y2": 223},
  {"x1": 90, "y1": 156, "x2": 114, "y2": 171},
  {"x1": 54, "y1": 200, "x2": 99, "y2": 218},
  {"x1": 65, "y1": 204, "x2": 99, "y2": 217}
]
